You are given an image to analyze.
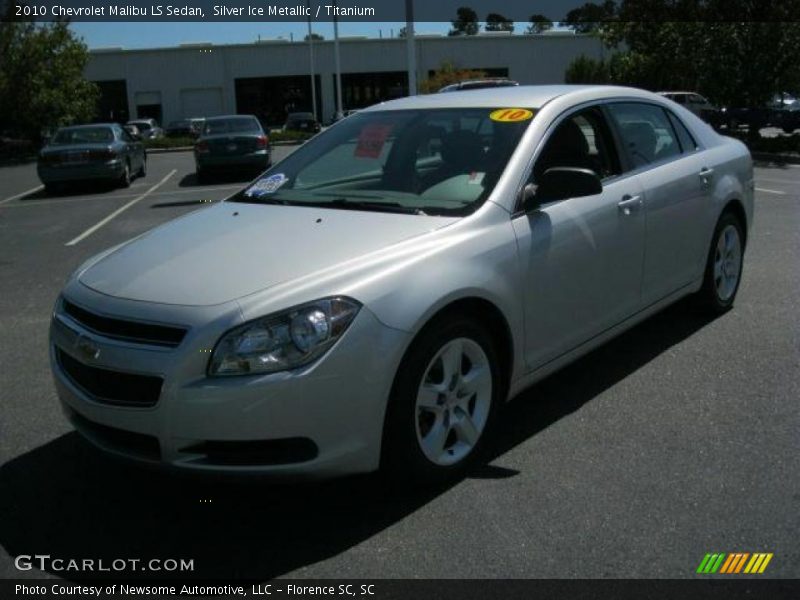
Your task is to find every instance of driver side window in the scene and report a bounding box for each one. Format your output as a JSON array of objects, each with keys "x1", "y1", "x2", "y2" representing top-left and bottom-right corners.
[{"x1": 532, "y1": 107, "x2": 621, "y2": 185}]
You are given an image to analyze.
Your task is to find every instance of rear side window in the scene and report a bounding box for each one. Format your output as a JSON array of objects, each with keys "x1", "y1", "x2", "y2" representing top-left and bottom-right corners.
[
  {"x1": 608, "y1": 103, "x2": 681, "y2": 169},
  {"x1": 667, "y1": 111, "x2": 698, "y2": 153}
]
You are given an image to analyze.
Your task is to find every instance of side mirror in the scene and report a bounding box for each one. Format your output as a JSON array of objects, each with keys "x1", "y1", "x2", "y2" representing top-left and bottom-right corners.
[{"x1": 533, "y1": 167, "x2": 602, "y2": 206}]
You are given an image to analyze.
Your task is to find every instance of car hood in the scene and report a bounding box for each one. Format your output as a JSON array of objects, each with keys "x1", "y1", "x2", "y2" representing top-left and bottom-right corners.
[{"x1": 78, "y1": 202, "x2": 457, "y2": 306}]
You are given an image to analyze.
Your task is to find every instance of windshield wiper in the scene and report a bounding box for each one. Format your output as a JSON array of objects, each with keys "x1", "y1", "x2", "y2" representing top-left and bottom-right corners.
[
  {"x1": 233, "y1": 195, "x2": 292, "y2": 206},
  {"x1": 301, "y1": 198, "x2": 426, "y2": 215}
]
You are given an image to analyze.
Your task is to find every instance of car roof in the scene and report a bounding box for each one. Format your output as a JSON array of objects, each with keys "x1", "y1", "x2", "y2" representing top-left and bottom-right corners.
[
  {"x1": 363, "y1": 85, "x2": 660, "y2": 112},
  {"x1": 59, "y1": 123, "x2": 117, "y2": 130}
]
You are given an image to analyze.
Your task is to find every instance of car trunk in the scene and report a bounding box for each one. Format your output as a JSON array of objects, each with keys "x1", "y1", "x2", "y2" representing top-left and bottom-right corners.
[
  {"x1": 40, "y1": 144, "x2": 116, "y2": 166},
  {"x1": 205, "y1": 134, "x2": 262, "y2": 156}
]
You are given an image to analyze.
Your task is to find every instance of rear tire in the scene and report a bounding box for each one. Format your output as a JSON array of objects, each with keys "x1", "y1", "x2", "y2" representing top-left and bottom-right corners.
[
  {"x1": 695, "y1": 211, "x2": 745, "y2": 314},
  {"x1": 381, "y1": 314, "x2": 502, "y2": 484}
]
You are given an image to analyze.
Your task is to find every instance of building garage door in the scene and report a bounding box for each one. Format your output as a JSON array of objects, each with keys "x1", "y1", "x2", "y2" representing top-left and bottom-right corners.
[{"x1": 180, "y1": 88, "x2": 223, "y2": 119}]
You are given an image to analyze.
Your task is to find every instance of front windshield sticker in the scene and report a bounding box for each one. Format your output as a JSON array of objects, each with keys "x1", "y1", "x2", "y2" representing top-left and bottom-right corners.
[
  {"x1": 489, "y1": 108, "x2": 534, "y2": 123},
  {"x1": 245, "y1": 173, "x2": 288, "y2": 197},
  {"x1": 354, "y1": 123, "x2": 393, "y2": 158}
]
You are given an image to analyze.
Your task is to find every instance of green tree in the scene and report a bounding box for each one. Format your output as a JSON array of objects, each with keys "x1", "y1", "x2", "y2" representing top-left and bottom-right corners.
[
  {"x1": 419, "y1": 61, "x2": 487, "y2": 93},
  {"x1": 563, "y1": 0, "x2": 800, "y2": 132},
  {"x1": 602, "y1": 5, "x2": 800, "y2": 108},
  {"x1": 563, "y1": 1, "x2": 617, "y2": 34},
  {"x1": 0, "y1": 17, "x2": 98, "y2": 141},
  {"x1": 485, "y1": 13, "x2": 514, "y2": 33},
  {"x1": 564, "y1": 54, "x2": 610, "y2": 84},
  {"x1": 448, "y1": 7, "x2": 480, "y2": 36},
  {"x1": 304, "y1": 33, "x2": 324, "y2": 41},
  {"x1": 525, "y1": 14, "x2": 553, "y2": 34}
]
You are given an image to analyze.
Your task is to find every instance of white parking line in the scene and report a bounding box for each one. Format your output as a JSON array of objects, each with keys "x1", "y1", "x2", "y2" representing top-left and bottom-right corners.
[
  {"x1": 755, "y1": 187, "x2": 787, "y2": 195},
  {"x1": 0, "y1": 184, "x2": 44, "y2": 206},
  {"x1": 65, "y1": 169, "x2": 176, "y2": 246}
]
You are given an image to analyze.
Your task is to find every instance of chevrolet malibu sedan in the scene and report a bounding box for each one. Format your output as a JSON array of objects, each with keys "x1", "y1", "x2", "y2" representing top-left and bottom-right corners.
[
  {"x1": 38, "y1": 124, "x2": 146, "y2": 192},
  {"x1": 50, "y1": 86, "x2": 753, "y2": 481},
  {"x1": 194, "y1": 115, "x2": 271, "y2": 181}
]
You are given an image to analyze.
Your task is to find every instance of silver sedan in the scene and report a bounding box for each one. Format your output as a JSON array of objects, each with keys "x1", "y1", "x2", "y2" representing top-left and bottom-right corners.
[{"x1": 49, "y1": 86, "x2": 753, "y2": 481}]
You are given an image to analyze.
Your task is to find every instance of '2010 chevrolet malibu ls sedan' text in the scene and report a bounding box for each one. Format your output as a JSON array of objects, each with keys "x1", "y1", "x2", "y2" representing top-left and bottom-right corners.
[{"x1": 50, "y1": 86, "x2": 753, "y2": 482}]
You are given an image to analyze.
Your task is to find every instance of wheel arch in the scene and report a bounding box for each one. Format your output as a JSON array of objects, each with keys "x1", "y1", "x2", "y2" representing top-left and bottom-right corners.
[
  {"x1": 396, "y1": 295, "x2": 515, "y2": 402},
  {"x1": 721, "y1": 197, "x2": 748, "y2": 247}
]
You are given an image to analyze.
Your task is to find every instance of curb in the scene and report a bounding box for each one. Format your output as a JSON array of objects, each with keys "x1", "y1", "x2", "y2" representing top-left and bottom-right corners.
[
  {"x1": 145, "y1": 140, "x2": 306, "y2": 154},
  {"x1": 752, "y1": 151, "x2": 800, "y2": 165}
]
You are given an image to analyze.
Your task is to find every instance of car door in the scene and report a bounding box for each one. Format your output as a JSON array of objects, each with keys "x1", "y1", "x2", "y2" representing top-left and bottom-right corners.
[
  {"x1": 512, "y1": 105, "x2": 646, "y2": 370},
  {"x1": 606, "y1": 102, "x2": 711, "y2": 305}
]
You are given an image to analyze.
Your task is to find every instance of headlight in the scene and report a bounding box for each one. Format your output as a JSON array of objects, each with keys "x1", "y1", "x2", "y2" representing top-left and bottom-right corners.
[{"x1": 208, "y1": 297, "x2": 361, "y2": 376}]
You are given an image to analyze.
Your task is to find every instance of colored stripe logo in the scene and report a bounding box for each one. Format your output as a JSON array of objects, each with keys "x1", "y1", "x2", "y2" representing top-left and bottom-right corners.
[{"x1": 696, "y1": 553, "x2": 773, "y2": 574}]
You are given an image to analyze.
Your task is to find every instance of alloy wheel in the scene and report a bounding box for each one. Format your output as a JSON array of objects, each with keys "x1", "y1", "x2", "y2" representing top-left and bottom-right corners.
[
  {"x1": 713, "y1": 224, "x2": 742, "y2": 302},
  {"x1": 414, "y1": 337, "x2": 492, "y2": 466}
]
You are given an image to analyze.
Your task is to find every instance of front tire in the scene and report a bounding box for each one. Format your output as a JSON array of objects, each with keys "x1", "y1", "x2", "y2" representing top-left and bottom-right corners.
[
  {"x1": 382, "y1": 314, "x2": 501, "y2": 483},
  {"x1": 696, "y1": 211, "x2": 745, "y2": 314},
  {"x1": 119, "y1": 161, "x2": 131, "y2": 188}
]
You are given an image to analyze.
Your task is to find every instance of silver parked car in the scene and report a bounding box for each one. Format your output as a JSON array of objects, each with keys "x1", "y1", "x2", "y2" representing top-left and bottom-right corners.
[{"x1": 50, "y1": 86, "x2": 753, "y2": 481}]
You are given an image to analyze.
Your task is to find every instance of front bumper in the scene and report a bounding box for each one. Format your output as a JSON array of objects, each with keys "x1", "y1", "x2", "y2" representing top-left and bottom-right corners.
[
  {"x1": 49, "y1": 285, "x2": 409, "y2": 479},
  {"x1": 38, "y1": 160, "x2": 125, "y2": 184}
]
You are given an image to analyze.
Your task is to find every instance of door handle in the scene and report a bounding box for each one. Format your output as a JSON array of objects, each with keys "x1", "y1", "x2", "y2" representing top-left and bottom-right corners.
[
  {"x1": 617, "y1": 194, "x2": 642, "y2": 216},
  {"x1": 699, "y1": 167, "x2": 714, "y2": 180}
]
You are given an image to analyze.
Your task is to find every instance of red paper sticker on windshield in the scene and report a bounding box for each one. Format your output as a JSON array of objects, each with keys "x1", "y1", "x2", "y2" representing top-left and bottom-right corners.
[{"x1": 355, "y1": 124, "x2": 393, "y2": 158}]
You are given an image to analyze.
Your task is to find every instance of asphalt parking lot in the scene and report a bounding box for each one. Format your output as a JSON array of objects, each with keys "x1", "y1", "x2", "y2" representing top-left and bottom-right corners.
[{"x1": 0, "y1": 150, "x2": 798, "y2": 580}]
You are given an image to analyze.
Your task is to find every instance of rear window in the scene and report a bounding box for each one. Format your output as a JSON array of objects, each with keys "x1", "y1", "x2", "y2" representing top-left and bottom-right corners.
[
  {"x1": 52, "y1": 127, "x2": 114, "y2": 145},
  {"x1": 204, "y1": 118, "x2": 261, "y2": 135},
  {"x1": 130, "y1": 121, "x2": 152, "y2": 131}
]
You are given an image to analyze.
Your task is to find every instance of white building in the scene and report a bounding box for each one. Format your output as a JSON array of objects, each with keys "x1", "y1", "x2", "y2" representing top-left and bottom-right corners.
[{"x1": 85, "y1": 32, "x2": 606, "y2": 126}]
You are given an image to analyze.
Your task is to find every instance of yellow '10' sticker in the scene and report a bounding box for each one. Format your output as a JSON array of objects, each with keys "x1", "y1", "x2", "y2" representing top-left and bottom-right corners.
[{"x1": 490, "y1": 108, "x2": 534, "y2": 122}]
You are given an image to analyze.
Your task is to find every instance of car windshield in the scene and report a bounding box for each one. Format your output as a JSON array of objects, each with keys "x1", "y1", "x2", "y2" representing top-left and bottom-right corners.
[
  {"x1": 230, "y1": 107, "x2": 534, "y2": 216},
  {"x1": 204, "y1": 118, "x2": 260, "y2": 135},
  {"x1": 52, "y1": 127, "x2": 114, "y2": 145},
  {"x1": 130, "y1": 121, "x2": 151, "y2": 130}
]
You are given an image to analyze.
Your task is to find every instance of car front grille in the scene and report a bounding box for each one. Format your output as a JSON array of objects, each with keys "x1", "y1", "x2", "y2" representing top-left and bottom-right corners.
[
  {"x1": 62, "y1": 299, "x2": 187, "y2": 348},
  {"x1": 56, "y1": 347, "x2": 163, "y2": 408}
]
